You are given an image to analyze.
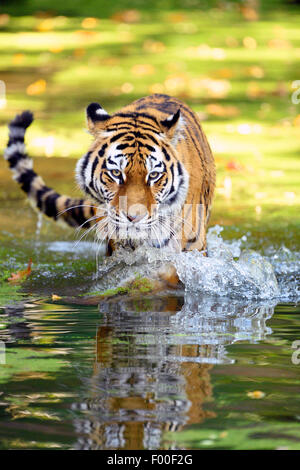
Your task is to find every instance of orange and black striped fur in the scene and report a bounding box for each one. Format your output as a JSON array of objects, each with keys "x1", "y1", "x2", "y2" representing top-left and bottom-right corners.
[{"x1": 4, "y1": 94, "x2": 216, "y2": 262}]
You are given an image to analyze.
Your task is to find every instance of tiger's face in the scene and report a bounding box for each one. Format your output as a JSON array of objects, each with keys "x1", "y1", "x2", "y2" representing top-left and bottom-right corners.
[{"x1": 76, "y1": 103, "x2": 189, "y2": 249}]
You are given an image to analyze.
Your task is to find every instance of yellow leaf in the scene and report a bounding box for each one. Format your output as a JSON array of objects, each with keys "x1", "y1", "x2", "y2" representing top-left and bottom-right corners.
[
  {"x1": 8, "y1": 259, "x2": 32, "y2": 283},
  {"x1": 52, "y1": 294, "x2": 62, "y2": 301},
  {"x1": 26, "y1": 79, "x2": 46, "y2": 96},
  {"x1": 247, "y1": 390, "x2": 265, "y2": 399}
]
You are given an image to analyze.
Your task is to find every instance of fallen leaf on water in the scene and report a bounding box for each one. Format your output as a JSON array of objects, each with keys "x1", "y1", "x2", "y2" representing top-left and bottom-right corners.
[
  {"x1": 26, "y1": 79, "x2": 46, "y2": 96},
  {"x1": 8, "y1": 259, "x2": 32, "y2": 283},
  {"x1": 247, "y1": 390, "x2": 265, "y2": 399},
  {"x1": 52, "y1": 294, "x2": 62, "y2": 301}
]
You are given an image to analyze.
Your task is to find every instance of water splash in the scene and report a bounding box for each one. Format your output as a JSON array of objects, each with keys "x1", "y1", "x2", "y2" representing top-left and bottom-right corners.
[
  {"x1": 35, "y1": 212, "x2": 43, "y2": 239},
  {"x1": 93, "y1": 225, "x2": 299, "y2": 302}
]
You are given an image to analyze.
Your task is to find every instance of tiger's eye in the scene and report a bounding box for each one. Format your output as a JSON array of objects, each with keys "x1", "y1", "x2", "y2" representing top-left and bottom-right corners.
[
  {"x1": 111, "y1": 169, "x2": 121, "y2": 177},
  {"x1": 149, "y1": 171, "x2": 159, "y2": 179}
]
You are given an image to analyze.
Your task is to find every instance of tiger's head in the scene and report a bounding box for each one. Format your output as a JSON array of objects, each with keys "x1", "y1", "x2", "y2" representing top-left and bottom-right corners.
[{"x1": 76, "y1": 102, "x2": 189, "y2": 249}]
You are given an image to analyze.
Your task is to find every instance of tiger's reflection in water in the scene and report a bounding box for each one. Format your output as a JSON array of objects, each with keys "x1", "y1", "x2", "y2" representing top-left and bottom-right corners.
[{"x1": 72, "y1": 294, "x2": 275, "y2": 450}]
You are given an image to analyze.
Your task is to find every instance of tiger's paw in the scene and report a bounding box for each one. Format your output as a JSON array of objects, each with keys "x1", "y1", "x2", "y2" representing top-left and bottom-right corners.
[{"x1": 158, "y1": 263, "x2": 180, "y2": 288}]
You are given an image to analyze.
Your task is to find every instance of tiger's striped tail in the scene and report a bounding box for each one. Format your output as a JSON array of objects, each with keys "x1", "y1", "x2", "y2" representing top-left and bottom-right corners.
[{"x1": 4, "y1": 111, "x2": 97, "y2": 229}]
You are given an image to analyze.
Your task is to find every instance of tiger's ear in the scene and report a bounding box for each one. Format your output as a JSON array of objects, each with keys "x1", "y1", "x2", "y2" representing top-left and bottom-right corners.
[
  {"x1": 160, "y1": 109, "x2": 181, "y2": 139},
  {"x1": 86, "y1": 102, "x2": 111, "y2": 134}
]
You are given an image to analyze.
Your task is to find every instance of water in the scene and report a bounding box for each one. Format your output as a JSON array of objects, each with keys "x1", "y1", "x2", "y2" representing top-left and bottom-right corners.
[{"x1": 0, "y1": 199, "x2": 300, "y2": 449}]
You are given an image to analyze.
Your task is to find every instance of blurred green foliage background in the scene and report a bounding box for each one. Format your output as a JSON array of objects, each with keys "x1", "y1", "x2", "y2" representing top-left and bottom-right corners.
[{"x1": 0, "y1": 0, "x2": 299, "y2": 245}]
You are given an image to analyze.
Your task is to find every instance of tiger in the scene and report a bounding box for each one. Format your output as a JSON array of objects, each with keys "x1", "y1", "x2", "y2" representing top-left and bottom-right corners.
[{"x1": 4, "y1": 94, "x2": 216, "y2": 284}]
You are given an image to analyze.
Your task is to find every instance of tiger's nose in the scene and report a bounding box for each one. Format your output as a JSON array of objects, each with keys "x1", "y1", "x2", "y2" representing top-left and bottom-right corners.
[
  {"x1": 126, "y1": 204, "x2": 147, "y2": 223},
  {"x1": 127, "y1": 213, "x2": 144, "y2": 223}
]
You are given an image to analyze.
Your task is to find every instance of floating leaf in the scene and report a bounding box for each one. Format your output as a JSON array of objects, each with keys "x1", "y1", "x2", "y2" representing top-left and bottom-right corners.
[
  {"x1": 8, "y1": 259, "x2": 32, "y2": 283},
  {"x1": 247, "y1": 391, "x2": 265, "y2": 399},
  {"x1": 52, "y1": 294, "x2": 62, "y2": 301},
  {"x1": 26, "y1": 79, "x2": 46, "y2": 96}
]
